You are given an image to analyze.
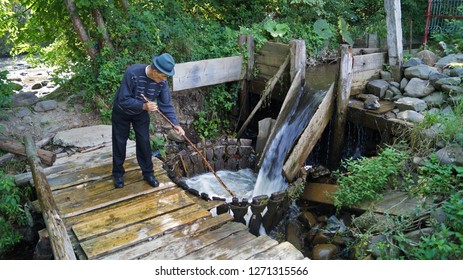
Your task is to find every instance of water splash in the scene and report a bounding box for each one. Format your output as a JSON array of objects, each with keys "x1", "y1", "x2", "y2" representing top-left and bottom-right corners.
[{"x1": 253, "y1": 89, "x2": 325, "y2": 197}]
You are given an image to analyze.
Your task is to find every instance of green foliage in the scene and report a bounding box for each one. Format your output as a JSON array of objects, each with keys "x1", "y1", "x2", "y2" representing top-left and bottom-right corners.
[
  {"x1": 0, "y1": 216, "x2": 22, "y2": 256},
  {"x1": 287, "y1": 181, "x2": 305, "y2": 202},
  {"x1": 410, "y1": 155, "x2": 463, "y2": 197},
  {"x1": 333, "y1": 146, "x2": 408, "y2": 210},
  {"x1": 430, "y1": 5, "x2": 463, "y2": 53},
  {"x1": 150, "y1": 135, "x2": 167, "y2": 159},
  {"x1": 0, "y1": 70, "x2": 14, "y2": 120},
  {"x1": 263, "y1": 20, "x2": 290, "y2": 39},
  {"x1": 193, "y1": 83, "x2": 237, "y2": 139}
]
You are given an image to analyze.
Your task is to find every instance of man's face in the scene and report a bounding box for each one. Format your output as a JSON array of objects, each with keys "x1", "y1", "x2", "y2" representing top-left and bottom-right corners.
[{"x1": 152, "y1": 68, "x2": 168, "y2": 83}]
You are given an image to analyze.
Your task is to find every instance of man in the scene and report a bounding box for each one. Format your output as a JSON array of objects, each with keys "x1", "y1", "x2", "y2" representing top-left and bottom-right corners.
[{"x1": 112, "y1": 53, "x2": 185, "y2": 188}]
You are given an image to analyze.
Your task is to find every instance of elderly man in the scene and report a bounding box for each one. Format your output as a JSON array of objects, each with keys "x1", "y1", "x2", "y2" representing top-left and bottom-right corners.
[{"x1": 112, "y1": 53, "x2": 185, "y2": 188}]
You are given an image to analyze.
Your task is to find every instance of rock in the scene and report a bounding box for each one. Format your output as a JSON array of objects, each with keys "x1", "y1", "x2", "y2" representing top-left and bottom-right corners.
[
  {"x1": 403, "y1": 57, "x2": 422, "y2": 68},
  {"x1": 380, "y1": 70, "x2": 392, "y2": 80},
  {"x1": 423, "y1": 92, "x2": 447, "y2": 107},
  {"x1": 312, "y1": 232, "x2": 330, "y2": 245},
  {"x1": 31, "y1": 82, "x2": 43, "y2": 90},
  {"x1": 167, "y1": 128, "x2": 185, "y2": 142},
  {"x1": 395, "y1": 97, "x2": 427, "y2": 112},
  {"x1": 435, "y1": 53, "x2": 463, "y2": 68},
  {"x1": 404, "y1": 65, "x2": 439, "y2": 80},
  {"x1": 435, "y1": 146, "x2": 463, "y2": 166},
  {"x1": 53, "y1": 125, "x2": 112, "y2": 148},
  {"x1": 429, "y1": 72, "x2": 449, "y2": 89},
  {"x1": 34, "y1": 100, "x2": 58, "y2": 112},
  {"x1": 431, "y1": 208, "x2": 447, "y2": 224},
  {"x1": 400, "y1": 77, "x2": 409, "y2": 91},
  {"x1": 435, "y1": 77, "x2": 462, "y2": 90},
  {"x1": 368, "y1": 234, "x2": 402, "y2": 259},
  {"x1": 311, "y1": 244, "x2": 338, "y2": 260},
  {"x1": 449, "y1": 67, "x2": 463, "y2": 77},
  {"x1": 15, "y1": 107, "x2": 32, "y2": 118},
  {"x1": 383, "y1": 89, "x2": 394, "y2": 101},
  {"x1": 401, "y1": 228, "x2": 435, "y2": 252},
  {"x1": 364, "y1": 96, "x2": 381, "y2": 110},
  {"x1": 389, "y1": 81, "x2": 400, "y2": 89},
  {"x1": 404, "y1": 78, "x2": 435, "y2": 98},
  {"x1": 415, "y1": 50, "x2": 438, "y2": 66},
  {"x1": 366, "y1": 79, "x2": 390, "y2": 98},
  {"x1": 441, "y1": 84, "x2": 463, "y2": 95},
  {"x1": 301, "y1": 211, "x2": 318, "y2": 229},
  {"x1": 11, "y1": 92, "x2": 39, "y2": 107},
  {"x1": 286, "y1": 221, "x2": 304, "y2": 251},
  {"x1": 396, "y1": 110, "x2": 425, "y2": 123}
]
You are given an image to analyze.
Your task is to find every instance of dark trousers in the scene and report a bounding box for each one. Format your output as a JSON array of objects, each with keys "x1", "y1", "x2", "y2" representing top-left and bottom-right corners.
[{"x1": 112, "y1": 109, "x2": 153, "y2": 178}]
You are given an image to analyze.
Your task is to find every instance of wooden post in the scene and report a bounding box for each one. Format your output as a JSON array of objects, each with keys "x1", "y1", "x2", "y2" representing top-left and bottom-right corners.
[
  {"x1": 327, "y1": 45, "x2": 354, "y2": 169},
  {"x1": 24, "y1": 135, "x2": 76, "y2": 260},
  {"x1": 236, "y1": 54, "x2": 290, "y2": 139},
  {"x1": 289, "y1": 40, "x2": 306, "y2": 82},
  {"x1": 283, "y1": 83, "x2": 336, "y2": 182},
  {"x1": 237, "y1": 34, "x2": 255, "y2": 121},
  {"x1": 385, "y1": 0, "x2": 403, "y2": 81}
]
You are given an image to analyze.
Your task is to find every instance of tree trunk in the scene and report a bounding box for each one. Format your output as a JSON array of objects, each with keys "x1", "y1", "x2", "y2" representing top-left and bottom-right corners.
[
  {"x1": 91, "y1": 8, "x2": 114, "y2": 50},
  {"x1": 24, "y1": 135, "x2": 76, "y2": 260},
  {"x1": 64, "y1": 0, "x2": 98, "y2": 60}
]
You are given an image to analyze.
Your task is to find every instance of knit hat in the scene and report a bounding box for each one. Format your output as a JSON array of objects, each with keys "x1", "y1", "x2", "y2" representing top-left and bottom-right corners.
[{"x1": 152, "y1": 53, "x2": 175, "y2": 76}]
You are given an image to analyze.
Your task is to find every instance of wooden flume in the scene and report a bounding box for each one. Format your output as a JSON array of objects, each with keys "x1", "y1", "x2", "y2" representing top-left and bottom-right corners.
[{"x1": 140, "y1": 94, "x2": 236, "y2": 198}]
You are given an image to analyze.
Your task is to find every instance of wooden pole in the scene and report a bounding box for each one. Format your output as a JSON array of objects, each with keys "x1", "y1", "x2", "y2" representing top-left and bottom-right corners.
[
  {"x1": 236, "y1": 54, "x2": 290, "y2": 139},
  {"x1": 385, "y1": 0, "x2": 403, "y2": 81},
  {"x1": 237, "y1": 35, "x2": 255, "y2": 122},
  {"x1": 24, "y1": 135, "x2": 76, "y2": 260},
  {"x1": 327, "y1": 45, "x2": 354, "y2": 170}
]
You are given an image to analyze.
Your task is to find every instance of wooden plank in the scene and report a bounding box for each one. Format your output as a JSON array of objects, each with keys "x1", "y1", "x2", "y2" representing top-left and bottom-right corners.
[
  {"x1": 80, "y1": 204, "x2": 210, "y2": 259},
  {"x1": 302, "y1": 183, "x2": 338, "y2": 205},
  {"x1": 173, "y1": 56, "x2": 244, "y2": 91},
  {"x1": 229, "y1": 234, "x2": 279, "y2": 260},
  {"x1": 56, "y1": 173, "x2": 175, "y2": 218},
  {"x1": 100, "y1": 213, "x2": 234, "y2": 260},
  {"x1": 290, "y1": 40, "x2": 306, "y2": 82},
  {"x1": 144, "y1": 221, "x2": 248, "y2": 260},
  {"x1": 248, "y1": 241, "x2": 305, "y2": 260},
  {"x1": 385, "y1": 0, "x2": 403, "y2": 81},
  {"x1": 72, "y1": 188, "x2": 191, "y2": 241},
  {"x1": 351, "y1": 69, "x2": 381, "y2": 96},
  {"x1": 357, "y1": 190, "x2": 431, "y2": 216},
  {"x1": 178, "y1": 225, "x2": 256, "y2": 260},
  {"x1": 348, "y1": 99, "x2": 396, "y2": 114},
  {"x1": 353, "y1": 53, "x2": 387, "y2": 73},
  {"x1": 283, "y1": 83, "x2": 335, "y2": 182}
]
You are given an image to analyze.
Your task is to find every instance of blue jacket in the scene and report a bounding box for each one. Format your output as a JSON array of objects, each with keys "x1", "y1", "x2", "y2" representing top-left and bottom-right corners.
[{"x1": 113, "y1": 64, "x2": 179, "y2": 125}]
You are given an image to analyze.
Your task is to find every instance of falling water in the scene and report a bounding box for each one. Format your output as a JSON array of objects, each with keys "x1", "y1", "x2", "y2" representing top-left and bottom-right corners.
[{"x1": 252, "y1": 88, "x2": 326, "y2": 197}]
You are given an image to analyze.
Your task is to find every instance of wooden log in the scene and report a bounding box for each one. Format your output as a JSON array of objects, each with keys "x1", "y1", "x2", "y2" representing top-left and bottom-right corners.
[
  {"x1": 0, "y1": 136, "x2": 56, "y2": 166},
  {"x1": 237, "y1": 34, "x2": 255, "y2": 121},
  {"x1": 289, "y1": 39, "x2": 306, "y2": 82},
  {"x1": 385, "y1": 0, "x2": 403, "y2": 81},
  {"x1": 283, "y1": 83, "x2": 335, "y2": 182},
  {"x1": 24, "y1": 135, "x2": 76, "y2": 260},
  {"x1": 328, "y1": 45, "x2": 354, "y2": 169},
  {"x1": 237, "y1": 54, "x2": 290, "y2": 139}
]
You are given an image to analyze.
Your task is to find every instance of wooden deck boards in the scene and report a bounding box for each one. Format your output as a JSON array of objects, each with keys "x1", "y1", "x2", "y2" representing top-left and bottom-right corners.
[{"x1": 44, "y1": 152, "x2": 304, "y2": 260}]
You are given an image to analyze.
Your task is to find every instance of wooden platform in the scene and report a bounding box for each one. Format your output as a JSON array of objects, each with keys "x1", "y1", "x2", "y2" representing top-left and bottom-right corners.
[{"x1": 42, "y1": 145, "x2": 305, "y2": 260}]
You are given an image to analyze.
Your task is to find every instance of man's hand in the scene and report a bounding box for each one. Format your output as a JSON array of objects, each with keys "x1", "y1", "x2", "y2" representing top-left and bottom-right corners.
[
  {"x1": 143, "y1": 101, "x2": 158, "y2": 112},
  {"x1": 174, "y1": 125, "x2": 185, "y2": 136}
]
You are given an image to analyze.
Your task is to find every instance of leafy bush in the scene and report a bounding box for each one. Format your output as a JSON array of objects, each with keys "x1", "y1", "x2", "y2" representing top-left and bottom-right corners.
[
  {"x1": 431, "y1": 5, "x2": 463, "y2": 53},
  {"x1": 333, "y1": 146, "x2": 408, "y2": 210},
  {"x1": 0, "y1": 70, "x2": 13, "y2": 119}
]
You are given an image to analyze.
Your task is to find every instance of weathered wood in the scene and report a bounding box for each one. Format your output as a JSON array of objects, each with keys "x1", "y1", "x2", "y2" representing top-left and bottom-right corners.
[
  {"x1": 100, "y1": 213, "x2": 234, "y2": 260},
  {"x1": 230, "y1": 234, "x2": 279, "y2": 260},
  {"x1": 237, "y1": 54, "x2": 290, "y2": 139},
  {"x1": 385, "y1": 0, "x2": 403, "y2": 81},
  {"x1": 80, "y1": 204, "x2": 210, "y2": 259},
  {"x1": 173, "y1": 56, "x2": 244, "y2": 91},
  {"x1": 302, "y1": 182, "x2": 338, "y2": 205},
  {"x1": 289, "y1": 40, "x2": 306, "y2": 82},
  {"x1": 238, "y1": 34, "x2": 255, "y2": 121},
  {"x1": 179, "y1": 225, "x2": 255, "y2": 260},
  {"x1": 72, "y1": 188, "x2": 192, "y2": 241},
  {"x1": 248, "y1": 241, "x2": 305, "y2": 260},
  {"x1": 351, "y1": 69, "x2": 382, "y2": 95},
  {"x1": 258, "y1": 69, "x2": 303, "y2": 167},
  {"x1": 283, "y1": 83, "x2": 335, "y2": 182},
  {"x1": 0, "y1": 153, "x2": 15, "y2": 166},
  {"x1": 24, "y1": 135, "x2": 76, "y2": 260},
  {"x1": 0, "y1": 136, "x2": 56, "y2": 166},
  {"x1": 352, "y1": 52, "x2": 387, "y2": 73},
  {"x1": 147, "y1": 221, "x2": 248, "y2": 260},
  {"x1": 328, "y1": 45, "x2": 354, "y2": 169},
  {"x1": 352, "y1": 48, "x2": 387, "y2": 55}
]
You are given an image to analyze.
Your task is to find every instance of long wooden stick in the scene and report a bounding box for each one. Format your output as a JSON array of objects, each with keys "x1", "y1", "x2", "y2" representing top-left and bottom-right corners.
[{"x1": 141, "y1": 94, "x2": 236, "y2": 197}]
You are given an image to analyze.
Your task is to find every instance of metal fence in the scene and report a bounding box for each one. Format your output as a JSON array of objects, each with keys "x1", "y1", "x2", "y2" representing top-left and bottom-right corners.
[{"x1": 424, "y1": 0, "x2": 463, "y2": 46}]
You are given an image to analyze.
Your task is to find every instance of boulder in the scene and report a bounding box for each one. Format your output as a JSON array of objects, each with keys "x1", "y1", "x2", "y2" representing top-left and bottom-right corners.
[
  {"x1": 404, "y1": 64, "x2": 439, "y2": 80},
  {"x1": 366, "y1": 79, "x2": 390, "y2": 98},
  {"x1": 435, "y1": 146, "x2": 463, "y2": 166},
  {"x1": 11, "y1": 92, "x2": 39, "y2": 107},
  {"x1": 396, "y1": 110, "x2": 425, "y2": 123},
  {"x1": 435, "y1": 53, "x2": 463, "y2": 68},
  {"x1": 395, "y1": 97, "x2": 428, "y2": 112},
  {"x1": 415, "y1": 50, "x2": 438, "y2": 66},
  {"x1": 403, "y1": 57, "x2": 422, "y2": 68},
  {"x1": 423, "y1": 92, "x2": 447, "y2": 107},
  {"x1": 404, "y1": 78, "x2": 435, "y2": 98}
]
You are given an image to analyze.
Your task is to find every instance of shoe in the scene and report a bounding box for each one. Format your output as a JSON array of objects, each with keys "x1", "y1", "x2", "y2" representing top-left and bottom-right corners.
[
  {"x1": 144, "y1": 175, "x2": 160, "y2": 187},
  {"x1": 113, "y1": 176, "x2": 124, "y2": 188}
]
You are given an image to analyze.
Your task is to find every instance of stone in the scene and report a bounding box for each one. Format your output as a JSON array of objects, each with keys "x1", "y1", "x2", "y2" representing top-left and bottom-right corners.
[
  {"x1": 389, "y1": 81, "x2": 400, "y2": 89},
  {"x1": 389, "y1": 86, "x2": 402, "y2": 96},
  {"x1": 396, "y1": 110, "x2": 425, "y2": 123},
  {"x1": 404, "y1": 65, "x2": 439, "y2": 80},
  {"x1": 53, "y1": 125, "x2": 113, "y2": 148},
  {"x1": 400, "y1": 77, "x2": 409, "y2": 91},
  {"x1": 34, "y1": 100, "x2": 58, "y2": 112},
  {"x1": 380, "y1": 70, "x2": 392, "y2": 80},
  {"x1": 311, "y1": 244, "x2": 338, "y2": 260},
  {"x1": 435, "y1": 53, "x2": 463, "y2": 68},
  {"x1": 404, "y1": 78, "x2": 435, "y2": 98},
  {"x1": 31, "y1": 82, "x2": 43, "y2": 90},
  {"x1": 449, "y1": 67, "x2": 463, "y2": 77},
  {"x1": 301, "y1": 211, "x2": 318, "y2": 229},
  {"x1": 364, "y1": 96, "x2": 381, "y2": 110},
  {"x1": 423, "y1": 92, "x2": 447, "y2": 107},
  {"x1": 415, "y1": 50, "x2": 438, "y2": 66},
  {"x1": 441, "y1": 84, "x2": 463, "y2": 95},
  {"x1": 366, "y1": 79, "x2": 390, "y2": 98},
  {"x1": 312, "y1": 232, "x2": 330, "y2": 245},
  {"x1": 435, "y1": 146, "x2": 463, "y2": 166},
  {"x1": 167, "y1": 128, "x2": 185, "y2": 142},
  {"x1": 395, "y1": 97, "x2": 428, "y2": 112},
  {"x1": 11, "y1": 92, "x2": 39, "y2": 107},
  {"x1": 429, "y1": 72, "x2": 449, "y2": 89},
  {"x1": 403, "y1": 57, "x2": 422, "y2": 68},
  {"x1": 400, "y1": 228, "x2": 435, "y2": 252},
  {"x1": 15, "y1": 107, "x2": 32, "y2": 118},
  {"x1": 435, "y1": 77, "x2": 462, "y2": 90}
]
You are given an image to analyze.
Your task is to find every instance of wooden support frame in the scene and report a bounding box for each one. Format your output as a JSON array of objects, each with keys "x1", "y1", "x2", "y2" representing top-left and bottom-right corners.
[
  {"x1": 24, "y1": 135, "x2": 76, "y2": 260},
  {"x1": 385, "y1": 0, "x2": 403, "y2": 81},
  {"x1": 237, "y1": 34, "x2": 255, "y2": 121}
]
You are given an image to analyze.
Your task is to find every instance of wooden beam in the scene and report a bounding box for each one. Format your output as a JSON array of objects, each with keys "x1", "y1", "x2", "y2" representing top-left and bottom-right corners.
[
  {"x1": 385, "y1": 0, "x2": 403, "y2": 81},
  {"x1": 237, "y1": 54, "x2": 290, "y2": 139},
  {"x1": 289, "y1": 40, "x2": 306, "y2": 82},
  {"x1": 172, "y1": 56, "x2": 244, "y2": 91},
  {"x1": 283, "y1": 83, "x2": 335, "y2": 182},
  {"x1": 0, "y1": 136, "x2": 56, "y2": 166},
  {"x1": 24, "y1": 135, "x2": 76, "y2": 260},
  {"x1": 328, "y1": 45, "x2": 354, "y2": 169},
  {"x1": 237, "y1": 34, "x2": 255, "y2": 121}
]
